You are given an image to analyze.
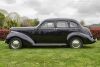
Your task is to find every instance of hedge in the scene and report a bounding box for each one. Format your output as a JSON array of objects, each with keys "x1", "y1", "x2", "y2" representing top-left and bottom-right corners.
[
  {"x1": 0, "y1": 29, "x2": 9, "y2": 40},
  {"x1": 90, "y1": 29, "x2": 100, "y2": 40}
]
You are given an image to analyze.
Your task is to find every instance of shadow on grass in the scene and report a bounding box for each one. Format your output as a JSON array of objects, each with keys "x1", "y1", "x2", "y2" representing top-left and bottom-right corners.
[
  {"x1": 23, "y1": 44, "x2": 94, "y2": 49},
  {"x1": 83, "y1": 46, "x2": 95, "y2": 49},
  {"x1": 24, "y1": 45, "x2": 68, "y2": 49}
]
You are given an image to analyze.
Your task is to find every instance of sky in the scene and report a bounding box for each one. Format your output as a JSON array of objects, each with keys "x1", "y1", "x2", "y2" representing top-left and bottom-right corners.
[{"x1": 0, "y1": 0, "x2": 100, "y2": 25}]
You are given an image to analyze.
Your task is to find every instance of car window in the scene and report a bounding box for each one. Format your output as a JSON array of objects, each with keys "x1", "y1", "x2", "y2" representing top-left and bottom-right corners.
[
  {"x1": 70, "y1": 22, "x2": 78, "y2": 28},
  {"x1": 57, "y1": 21, "x2": 68, "y2": 28},
  {"x1": 41, "y1": 22, "x2": 54, "y2": 28}
]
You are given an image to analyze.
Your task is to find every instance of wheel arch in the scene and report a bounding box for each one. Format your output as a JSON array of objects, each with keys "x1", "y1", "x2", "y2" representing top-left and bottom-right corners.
[
  {"x1": 67, "y1": 32, "x2": 87, "y2": 44},
  {"x1": 67, "y1": 36, "x2": 84, "y2": 43},
  {"x1": 6, "y1": 36, "x2": 22, "y2": 44}
]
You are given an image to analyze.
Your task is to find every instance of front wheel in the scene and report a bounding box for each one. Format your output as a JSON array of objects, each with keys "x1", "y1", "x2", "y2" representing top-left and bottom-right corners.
[
  {"x1": 9, "y1": 38, "x2": 22, "y2": 49},
  {"x1": 69, "y1": 37, "x2": 83, "y2": 48}
]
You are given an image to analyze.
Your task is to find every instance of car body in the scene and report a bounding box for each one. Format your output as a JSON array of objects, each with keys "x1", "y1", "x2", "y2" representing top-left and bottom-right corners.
[{"x1": 5, "y1": 18, "x2": 96, "y2": 49}]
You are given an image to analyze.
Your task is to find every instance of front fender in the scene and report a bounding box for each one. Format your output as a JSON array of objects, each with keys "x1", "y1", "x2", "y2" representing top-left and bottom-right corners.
[
  {"x1": 6, "y1": 31, "x2": 35, "y2": 46},
  {"x1": 67, "y1": 32, "x2": 92, "y2": 41}
]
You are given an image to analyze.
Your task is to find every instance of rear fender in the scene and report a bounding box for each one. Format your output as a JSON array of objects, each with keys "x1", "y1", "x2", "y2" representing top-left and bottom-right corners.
[{"x1": 67, "y1": 32, "x2": 92, "y2": 41}]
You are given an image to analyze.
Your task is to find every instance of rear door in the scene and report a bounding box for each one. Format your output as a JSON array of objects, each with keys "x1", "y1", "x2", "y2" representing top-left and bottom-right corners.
[{"x1": 55, "y1": 20, "x2": 70, "y2": 43}]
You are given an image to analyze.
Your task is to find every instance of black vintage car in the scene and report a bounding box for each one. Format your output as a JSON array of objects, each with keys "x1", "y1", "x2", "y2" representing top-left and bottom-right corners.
[{"x1": 5, "y1": 18, "x2": 95, "y2": 49}]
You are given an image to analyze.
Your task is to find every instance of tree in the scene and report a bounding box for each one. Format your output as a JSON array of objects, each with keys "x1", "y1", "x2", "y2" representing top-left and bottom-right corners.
[
  {"x1": 6, "y1": 12, "x2": 20, "y2": 23},
  {"x1": 3, "y1": 12, "x2": 20, "y2": 28},
  {"x1": 0, "y1": 12, "x2": 5, "y2": 28},
  {"x1": 80, "y1": 20, "x2": 85, "y2": 26},
  {"x1": 3, "y1": 20, "x2": 19, "y2": 29},
  {"x1": 20, "y1": 17, "x2": 30, "y2": 27},
  {"x1": 31, "y1": 19, "x2": 39, "y2": 26},
  {"x1": 20, "y1": 17, "x2": 39, "y2": 27},
  {"x1": 0, "y1": 9, "x2": 8, "y2": 16}
]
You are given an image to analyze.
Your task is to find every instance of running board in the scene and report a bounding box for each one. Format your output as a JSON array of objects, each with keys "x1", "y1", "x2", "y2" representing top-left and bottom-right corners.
[{"x1": 34, "y1": 43, "x2": 67, "y2": 46}]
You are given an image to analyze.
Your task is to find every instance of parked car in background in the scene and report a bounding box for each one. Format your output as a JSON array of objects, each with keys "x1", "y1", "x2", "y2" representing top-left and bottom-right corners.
[{"x1": 5, "y1": 18, "x2": 96, "y2": 49}]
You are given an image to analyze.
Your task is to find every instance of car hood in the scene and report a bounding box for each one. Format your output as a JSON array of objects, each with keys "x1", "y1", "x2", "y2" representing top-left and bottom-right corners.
[{"x1": 10, "y1": 27, "x2": 37, "y2": 31}]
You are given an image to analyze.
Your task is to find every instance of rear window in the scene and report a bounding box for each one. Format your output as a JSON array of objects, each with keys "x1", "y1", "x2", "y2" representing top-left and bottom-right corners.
[
  {"x1": 56, "y1": 21, "x2": 68, "y2": 28},
  {"x1": 70, "y1": 22, "x2": 78, "y2": 28}
]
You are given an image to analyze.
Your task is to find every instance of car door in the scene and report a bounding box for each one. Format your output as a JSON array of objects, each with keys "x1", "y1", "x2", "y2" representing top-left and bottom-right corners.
[
  {"x1": 34, "y1": 21, "x2": 57, "y2": 43},
  {"x1": 55, "y1": 20, "x2": 70, "y2": 43}
]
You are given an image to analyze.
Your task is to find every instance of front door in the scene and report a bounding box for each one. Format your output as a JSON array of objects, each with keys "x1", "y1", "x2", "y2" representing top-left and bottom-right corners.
[{"x1": 34, "y1": 21, "x2": 56, "y2": 43}]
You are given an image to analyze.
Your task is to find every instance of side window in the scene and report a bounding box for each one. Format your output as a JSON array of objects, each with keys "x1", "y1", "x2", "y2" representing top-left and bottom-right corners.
[
  {"x1": 57, "y1": 21, "x2": 68, "y2": 28},
  {"x1": 70, "y1": 22, "x2": 78, "y2": 28},
  {"x1": 41, "y1": 22, "x2": 54, "y2": 28}
]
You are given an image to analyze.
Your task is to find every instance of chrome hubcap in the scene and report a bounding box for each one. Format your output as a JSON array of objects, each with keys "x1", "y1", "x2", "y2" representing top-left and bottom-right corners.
[
  {"x1": 11, "y1": 40, "x2": 20, "y2": 49},
  {"x1": 72, "y1": 39, "x2": 81, "y2": 48}
]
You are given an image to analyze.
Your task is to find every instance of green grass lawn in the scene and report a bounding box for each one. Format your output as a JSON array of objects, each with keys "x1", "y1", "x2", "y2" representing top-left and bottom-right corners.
[{"x1": 0, "y1": 41, "x2": 100, "y2": 67}]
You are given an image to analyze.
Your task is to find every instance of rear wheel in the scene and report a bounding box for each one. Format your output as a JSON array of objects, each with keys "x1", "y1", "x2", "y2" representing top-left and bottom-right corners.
[
  {"x1": 69, "y1": 37, "x2": 83, "y2": 48},
  {"x1": 9, "y1": 37, "x2": 22, "y2": 49}
]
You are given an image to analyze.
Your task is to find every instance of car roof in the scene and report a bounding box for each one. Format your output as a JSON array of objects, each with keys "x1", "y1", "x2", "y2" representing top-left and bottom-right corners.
[
  {"x1": 43, "y1": 18, "x2": 78, "y2": 22},
  {"x1": 43, "y1": 18, "x2": 79, "y2": 24}
]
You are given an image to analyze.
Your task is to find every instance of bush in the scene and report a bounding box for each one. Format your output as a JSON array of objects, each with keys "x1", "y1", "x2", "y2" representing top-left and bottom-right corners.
[
  {"x1": 90, "y1": 27, "x2": 100, "y2": 40},
  {"x1": 0, "y1": 29, "x2": 9, "y2": 40}
]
